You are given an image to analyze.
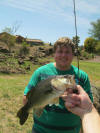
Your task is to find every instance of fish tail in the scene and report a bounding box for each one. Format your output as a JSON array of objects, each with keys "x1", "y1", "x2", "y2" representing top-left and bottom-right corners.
[{"x1": 17, "y1": 106, "x2": 29, "y2": 125}]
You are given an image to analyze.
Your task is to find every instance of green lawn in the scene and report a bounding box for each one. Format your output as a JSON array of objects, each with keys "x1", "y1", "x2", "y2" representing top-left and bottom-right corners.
[
  {"x1": 0, "y1": 61, "x2": 100, "y2": 133},
  {"x1": 72, "y1": 60, "x2": 100, "y2": 86},
  {"x1": 0, "y1": 73, "x2": 33, "y2": 133}
]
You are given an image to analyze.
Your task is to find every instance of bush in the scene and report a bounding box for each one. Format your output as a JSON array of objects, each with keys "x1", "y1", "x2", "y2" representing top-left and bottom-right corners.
[
  {"x1": 84, "y1": 37, "x2": 97, "y2": 53},
  {"x1": 95, "y1": 41, "x2": 100, "y2": 55},
  {"x1": 19, "y1": 45, "x2": 29, "y2": 56},
  {"x1": 81, "y1": 50, "x2": 94, "y2": 59},
  {"x1": 81, "y1": 51, "x2": 88, "y2": 58},
  {"x1": 0, "y1": 32, "x2": 16, "y2": 52}
]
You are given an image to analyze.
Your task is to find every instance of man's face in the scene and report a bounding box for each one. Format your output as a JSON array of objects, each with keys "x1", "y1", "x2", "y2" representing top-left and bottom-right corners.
[{"x1": 54, "y1": 46, "x2": 73, "y2": 70}]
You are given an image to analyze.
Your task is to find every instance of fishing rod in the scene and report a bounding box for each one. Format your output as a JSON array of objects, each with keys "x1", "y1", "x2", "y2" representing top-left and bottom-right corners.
[{"x1": 73, "y1": 0, "x2": 80, "y2": 84}]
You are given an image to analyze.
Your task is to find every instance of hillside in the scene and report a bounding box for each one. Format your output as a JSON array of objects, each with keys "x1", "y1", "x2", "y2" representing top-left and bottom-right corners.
[{"x1": 0, "y1": 32, "x2": 53, "y2": 74}]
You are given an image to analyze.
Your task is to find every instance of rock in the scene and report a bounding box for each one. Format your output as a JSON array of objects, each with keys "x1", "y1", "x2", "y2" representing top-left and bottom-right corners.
[
  {"x1": 45, "y1": 48, "x2": 53, "y2": 56},
  {"x1": 25, "y1": 65, "x2": 30, "y2": 70},
  {"x1": 38, "y1": 47, "x2": 45, "y2": 51},
  {"x1": 29, "y1": 56, "x2": 34, "y2": 61},
  {"x1": 0, "y1": 47, "x2": 9, "y2": 53},
  {"x1": 18, "y1": 59, "x2": 24, "y2": 65},
  {"x1": 91, "y1": 84, "x2": 100, "y2": 113}
]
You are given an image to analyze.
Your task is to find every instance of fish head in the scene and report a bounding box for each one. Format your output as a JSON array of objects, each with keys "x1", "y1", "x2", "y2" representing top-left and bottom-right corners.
[
  {"x1": 27, "y1": 75, "x2": 76, "y2": 108},
  {"x1": 51, "y1": 75, "x2": 76, "y2": 94}
]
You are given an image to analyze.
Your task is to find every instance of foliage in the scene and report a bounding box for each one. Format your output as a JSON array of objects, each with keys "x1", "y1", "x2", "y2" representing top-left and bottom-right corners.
[
  {"x1": 19, "y1": 41, "x2": 30, "y2": 56},
  {"x1": 22, "y1": 41, "x2": 29, "y2": 47},
  {"x1": 72, "y1": 36, "x2": 80, "y2": 46},
  {"x1": 49, "y1": 42, "x2": 52, "y2": 46},
  {"x1": 88, "y1": 19, "x2": 100, "y2": 40},
  {"x1": 95, "y1": 41, "x2": 100, "y2": 55},
  {"x1": 72, "y1": 36, "x2": 80, "y2": 56},
  {"x1": 19, "y1": 46, "x2": 29, "y2": 56},
  {"x1": 79, "y1": 45, "x2": 84, "y2": 51},
  {"x1": 2, "y1": 21, "x2": 21, "y2": 35},
  {"x1": 2, "y1": 27, "x2": 13, "y2": 35},
  {"x1": 84, "y1": 37, "x2": 97, "y2": 53},
  {"x1": 0, "y1": 32, "x2": 16, "y2": 52},
  {"x1": 80, "y1": 50, "x2": 94, "y2": 59}
]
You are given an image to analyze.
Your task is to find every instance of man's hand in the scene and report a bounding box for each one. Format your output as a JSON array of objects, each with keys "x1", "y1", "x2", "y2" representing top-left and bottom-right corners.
[
  {"x1": 23, "y1": 95, "x2": 28, "y2": 105},
  {"x1": 62, "y1": 85, "x2": 93, "y2": 118}
]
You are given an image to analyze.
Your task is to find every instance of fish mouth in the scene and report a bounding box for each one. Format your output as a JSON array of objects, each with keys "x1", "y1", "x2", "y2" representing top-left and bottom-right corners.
[{"x1": 51, "y1": 85, "x2": 63, "y2": 92}]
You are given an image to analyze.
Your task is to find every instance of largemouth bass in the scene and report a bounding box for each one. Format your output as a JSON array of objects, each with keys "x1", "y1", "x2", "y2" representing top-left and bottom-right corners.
[{"x1": 17, "y1": 75, "x2": 76, "y2": 125}]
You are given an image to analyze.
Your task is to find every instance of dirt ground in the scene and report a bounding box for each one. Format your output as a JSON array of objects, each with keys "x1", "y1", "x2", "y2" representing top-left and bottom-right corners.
[{"x1": 88, "y1": 55, "x2": 100, "y2": 62}]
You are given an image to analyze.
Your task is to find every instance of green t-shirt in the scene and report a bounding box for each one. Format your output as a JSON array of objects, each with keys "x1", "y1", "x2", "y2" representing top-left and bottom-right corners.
[{"x1": 24, "y1": 63, "x2": 93, "y2": 133}]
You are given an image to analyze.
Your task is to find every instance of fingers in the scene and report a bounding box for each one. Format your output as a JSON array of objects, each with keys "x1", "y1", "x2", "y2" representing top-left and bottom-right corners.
[
  {"x1": 76, "y1": 85, "x2": 86, "y2": 94},
  {"x1": 23, "y1": 95, "x2": 28, "y2": 105},
  {"x1": 63, "y1": 85, "x2": 93, "y2": 117},
  {"x1": 65, "y1": 102, "x2": 75, "y2": 108},
  {"x1": 62, "y1": 93, "x2": 80, "y2": 101},
  {"x1": 67, "y1": 88, "x2": 73, "y2": 93},
  {"x1": 61, "y1": 85, "x2": 86, "y2": 110},
  {"x1": 63, "y1": 94, "x2": 81, "y2": 109}
]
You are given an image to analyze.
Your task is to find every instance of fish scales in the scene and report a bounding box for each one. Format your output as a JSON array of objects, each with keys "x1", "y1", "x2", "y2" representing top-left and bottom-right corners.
[{"x1": 17, "y1": 75, "x2": 76, "y2": 125}]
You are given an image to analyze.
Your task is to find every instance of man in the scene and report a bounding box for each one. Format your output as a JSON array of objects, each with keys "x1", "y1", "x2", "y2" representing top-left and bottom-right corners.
[
  {"x1": 64, "y1": 85, "x2": 100, "y2": 133},
  {"x1": 23, "y1": 37, "x2": 93, "y2": 133}
]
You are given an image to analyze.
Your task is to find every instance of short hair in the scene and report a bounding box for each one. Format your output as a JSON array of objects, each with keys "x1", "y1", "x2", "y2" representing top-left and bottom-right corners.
[{"x1": 53, "y1": 37, "x2": 75, "y2": 53}]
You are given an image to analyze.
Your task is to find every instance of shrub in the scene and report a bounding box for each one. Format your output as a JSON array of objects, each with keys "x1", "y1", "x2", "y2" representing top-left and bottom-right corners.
[
  {"x1": 81, "y1": 50, "x2": 94, "y2": 59},
  {"x1": 0, "y1": 32, "x2": 16, "y2": 52},
  {"x1": 84, "y1": 37, "x2": 97, "y2": 53},
  {"x1": 19, "y1": 45, "x2": 29, "y2": 56},
  {"x1": 95, "y1": 41, "x2": 100, "y2": 55}
]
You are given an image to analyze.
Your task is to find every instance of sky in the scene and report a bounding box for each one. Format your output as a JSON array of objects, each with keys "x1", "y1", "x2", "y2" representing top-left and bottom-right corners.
[{"x1": 0, "y1": 0, "x2": 100, "y2": 45}]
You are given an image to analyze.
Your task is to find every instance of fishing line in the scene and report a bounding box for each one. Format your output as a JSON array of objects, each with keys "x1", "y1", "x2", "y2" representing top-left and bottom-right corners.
[
  {"x1": 73, "y1": 0, "x2": 80, "y2": 83},
  {"x1": 73, "y1": 3, "x2": 83, "y2": 132}
]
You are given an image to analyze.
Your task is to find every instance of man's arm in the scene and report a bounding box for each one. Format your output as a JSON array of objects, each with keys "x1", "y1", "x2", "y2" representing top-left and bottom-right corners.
[
  {"x1": 23, "y1": 69, "x2": 40, "y2": 105},
  {"x1": 64, "y1": 85, "x2": 100, "y2": 133},
  {"x1": 23, "y1": 95, "x2": 28, "y2": 105},
  {"x1": 82, "y1": 106, "x2": 100, "y2": 133}
]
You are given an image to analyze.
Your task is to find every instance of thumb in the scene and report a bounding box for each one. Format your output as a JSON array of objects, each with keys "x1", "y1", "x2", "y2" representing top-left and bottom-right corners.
[{"x1": 76, "y1": 85, "x2": 86, "y2": 95}]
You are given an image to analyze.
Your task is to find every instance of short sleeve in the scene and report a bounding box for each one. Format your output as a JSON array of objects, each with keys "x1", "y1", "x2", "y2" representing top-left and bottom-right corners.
[
  {"x1": 82, "y1": 74, "x2": 93, "y2": 102},
  {"x1": 24, "y1": 69, "x2": 40, "y2": 95}
]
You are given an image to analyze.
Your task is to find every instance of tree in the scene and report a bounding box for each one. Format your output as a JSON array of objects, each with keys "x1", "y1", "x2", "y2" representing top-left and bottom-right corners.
[
  {"x1": 2, "y1": 21, "x2": 21, "y2": 35},
  {"x1": 0, "y1": 32, "x2": 16, "y2": 52},
  {"x1": 88, "y1": 19, "x2": 100, "y2": 40},
  {"x1": 2, "y1": 27, "x2": 12, "y2": 35},
  {"x1": 95, "y1": 41, "x2": 100, "y2": 55},
  {"x1": 84, "y1": 37, "x2": 97, "y2": 53},
  {"x1": 19, "y1": 41, "x2": 29, "y2": 56},
  {"x1": 72, "y1": 36, "x2": 80, "y2": 46},
  {"x1": 79, "y1": 45, "x2": 84, "y2": 51},
  {"x1": 72, "y1": 36, "x2": 80, "y2": 55}
]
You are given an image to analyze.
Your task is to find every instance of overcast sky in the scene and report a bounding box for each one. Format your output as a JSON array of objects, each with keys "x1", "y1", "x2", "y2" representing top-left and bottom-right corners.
[{"x1": 0, "y1": 0, "x2": 100, "y2": 45}]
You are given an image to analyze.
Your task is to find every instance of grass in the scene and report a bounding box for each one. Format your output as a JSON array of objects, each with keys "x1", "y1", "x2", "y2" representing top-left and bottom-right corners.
[
  {"x1": 0, "y1": 60, "x2": 100, "y2": 133},
  {"x1": 72, "y1": 60, "x2": 100, "y2": 86},
  {"x1": 0, "y1": 73, "x2": 33, "y2": 133}
]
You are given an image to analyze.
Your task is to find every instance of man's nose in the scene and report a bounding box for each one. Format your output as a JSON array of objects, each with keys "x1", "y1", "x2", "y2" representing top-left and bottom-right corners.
[{"x1": 62, "y1": 52, "x2": 67, "y2": 57}]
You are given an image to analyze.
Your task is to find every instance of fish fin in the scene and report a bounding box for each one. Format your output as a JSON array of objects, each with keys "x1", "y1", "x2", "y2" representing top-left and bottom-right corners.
[
  {"x1": 33, "y1": 98, "x2": 59, "y2": 117},
  {"x1": 34, "y1": 108, "x2": 44, "y2": 117},
  {"x1": 17, "y1": 106, "x2": 29, "y2": 125},
  {"x1": 26, "y1": 87, "x2": 35, "y2": 99}
]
